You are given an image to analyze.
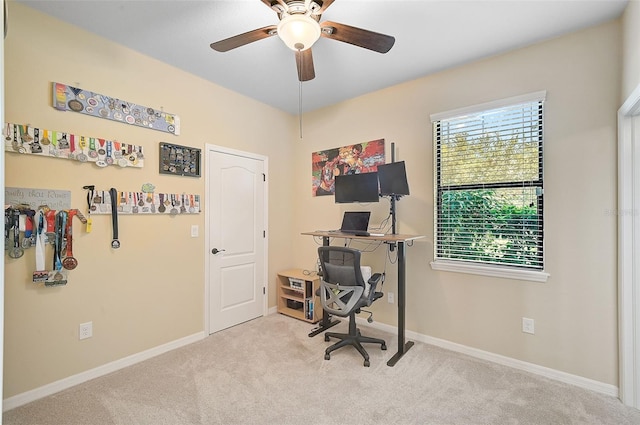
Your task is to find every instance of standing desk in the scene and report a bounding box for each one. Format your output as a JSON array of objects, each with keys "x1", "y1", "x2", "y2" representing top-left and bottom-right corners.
[{"x1": 301, "y1": 231, "x2": 424, "y2": 366}]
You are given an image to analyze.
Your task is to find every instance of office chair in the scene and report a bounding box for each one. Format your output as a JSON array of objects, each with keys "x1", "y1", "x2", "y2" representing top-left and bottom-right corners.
[{"x1": 317, "y1": 246, "x2": 387, "y2": 367}]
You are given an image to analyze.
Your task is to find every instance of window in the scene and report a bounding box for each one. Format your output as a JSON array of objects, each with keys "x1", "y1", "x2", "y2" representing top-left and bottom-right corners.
[{"x1": 431, "y1": 92, "x2": 547, "y2": 281}]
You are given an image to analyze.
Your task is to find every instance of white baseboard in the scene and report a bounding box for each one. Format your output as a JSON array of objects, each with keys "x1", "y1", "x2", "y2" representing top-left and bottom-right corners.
[
  {"x1": 356, "y1": 317, "x2": 619, "y2": 398},
  {"x1": 3, "y1": 331, "x2": 206, "y2": 412}
]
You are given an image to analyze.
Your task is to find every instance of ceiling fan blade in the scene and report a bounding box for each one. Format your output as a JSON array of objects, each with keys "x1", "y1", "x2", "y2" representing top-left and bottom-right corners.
[
  {"x1": 210, "y1": 25, "x2": 277, "y2": 52},
  {"x1": 320, "y1": 21, "x2": 395, "y2": 54},
  {"x1": 260, "y1": 0, "x2": 287, "y2": 12},
  {"x1": 295, "y1": 49, "x2": 315, "y2": 82},
  {"x1": 317, "y1": 0, "x2": 335, "y2": 14}
]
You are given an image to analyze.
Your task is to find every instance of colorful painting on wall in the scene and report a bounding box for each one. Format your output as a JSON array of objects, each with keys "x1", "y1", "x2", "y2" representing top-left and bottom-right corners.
[{"x1": 311, "y1": 138, "x2": 385, "y2": 197}]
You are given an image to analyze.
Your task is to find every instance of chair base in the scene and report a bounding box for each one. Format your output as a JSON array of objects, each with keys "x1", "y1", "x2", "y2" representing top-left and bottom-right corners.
[{"x1": 324, "y1": 319, "x2": 387, "y2": 367}]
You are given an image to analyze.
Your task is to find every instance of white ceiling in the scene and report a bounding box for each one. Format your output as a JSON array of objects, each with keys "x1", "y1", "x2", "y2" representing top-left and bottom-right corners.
[{"x1": 14, "y1": 0, "x2": 629, "y2": 115}]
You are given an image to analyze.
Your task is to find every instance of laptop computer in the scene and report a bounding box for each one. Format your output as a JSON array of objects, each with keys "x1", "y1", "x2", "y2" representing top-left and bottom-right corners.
[{"x1": 339, "y1": 211, "x2": 371, "y2": 236}]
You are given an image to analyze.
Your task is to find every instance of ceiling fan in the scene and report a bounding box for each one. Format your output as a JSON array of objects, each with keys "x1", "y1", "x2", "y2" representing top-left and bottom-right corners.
[{"x1": 210, "y1": 0, "x2": 395, "y2": 82}]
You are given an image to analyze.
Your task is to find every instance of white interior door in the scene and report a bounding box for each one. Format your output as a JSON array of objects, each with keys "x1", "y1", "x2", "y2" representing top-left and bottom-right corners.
[
  {"x1": 206, "y1": 146, "x2": 267, "y2": 334},
  {"x1": 618, "y1": 86, "x2": 640, "y2": 409}
]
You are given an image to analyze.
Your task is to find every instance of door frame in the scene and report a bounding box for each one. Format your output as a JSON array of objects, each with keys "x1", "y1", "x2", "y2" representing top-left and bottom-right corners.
[
  {"x1": 203, "y1": 144, "x2": 269, "y2": 335},
  {"x1": 618, "y1": 83, "x2": 640, "y2": 408}
]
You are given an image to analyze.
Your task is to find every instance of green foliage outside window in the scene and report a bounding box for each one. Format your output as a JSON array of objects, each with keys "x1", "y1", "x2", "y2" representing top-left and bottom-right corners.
[{"x1": 438, "y1": 188, "x2": 540, "y2": 268}]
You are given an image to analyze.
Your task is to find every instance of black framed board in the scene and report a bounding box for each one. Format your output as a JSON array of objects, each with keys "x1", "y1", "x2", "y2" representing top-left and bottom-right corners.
[{"x1": 159, "y1": 142, "x2": 201, "y2": 177}]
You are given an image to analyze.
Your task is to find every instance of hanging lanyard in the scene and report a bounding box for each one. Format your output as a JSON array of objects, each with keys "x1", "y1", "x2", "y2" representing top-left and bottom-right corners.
[
  {"x1": 8, "y1": 209, "x2": 24, "y2": 258},
  {"x1": 83, "y1": 185, "x2": 95, "y2": 233},
  {"x1": 62, "y1": 209, "x2": 78, "y2": 270},
  {"x1": 35, "y1": 210, "x2": 46, "y2": 271},
  {"x1": 4, "y1": 207, "x2": 11, "y2": 251},
  {"x1": 110, "y1": 188, "x2": 120, "y2": 249},
  {"x1": 54, "y1": 211, "x2": 67, "y2": 271}
]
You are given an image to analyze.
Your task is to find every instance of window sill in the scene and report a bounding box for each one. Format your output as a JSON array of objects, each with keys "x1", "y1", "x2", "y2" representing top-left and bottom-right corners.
[{"x1": 430, "y1": 260, "x2": 549, "y2": 283}]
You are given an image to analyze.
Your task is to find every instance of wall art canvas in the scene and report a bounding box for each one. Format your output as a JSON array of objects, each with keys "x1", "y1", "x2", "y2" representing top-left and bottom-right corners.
[{"x1": 311, "y1": 138, "x2": 385, "y2": 197}]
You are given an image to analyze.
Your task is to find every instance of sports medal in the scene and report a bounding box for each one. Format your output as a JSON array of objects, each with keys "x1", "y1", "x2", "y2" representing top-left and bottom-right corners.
[
  {"x1": 109, "y1": 188, "x2": 120, "y2": 249},
  {"x1": 88, "y1": 138, "x2": 98, "y2": 158},
  {"x1": 58, "y1": 133, "x2": 70, "y2": 150},
  {"x1": 158, "y1": 194, "x2": 166, "y2": 213},
  {"x1": 105, "y1": 141, "x2": 114, "y2": 165},
  {"x1": 41, "y1": 129, "x2": 51, "y2": 145},
  {"x1": 78, "y1": 136, "x2": 88, "y2": 160},
  {"x1": 8, "y1": 210, "x2": 24, "y2": 258},
  {"x1": 62, "y1": 210, "x2": 78, "y2": 270},
  {"x1": 132, "y1": 193, "x2": 139, "y2": 214},
  {"x1": 4, "y1": 208, "x2": 12, "y2": 250},
  {"x1": 31, "y1": 128, "x2": 43, "y2": 153}
]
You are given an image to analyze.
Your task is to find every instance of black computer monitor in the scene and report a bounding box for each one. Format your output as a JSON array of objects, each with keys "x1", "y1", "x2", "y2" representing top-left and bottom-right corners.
[
  {"x1": 334, "y1": 172, "x2": 380, "y2": 203},
  {"x1": 377, "y1": 161, "x2": 410, "y2": 196}
]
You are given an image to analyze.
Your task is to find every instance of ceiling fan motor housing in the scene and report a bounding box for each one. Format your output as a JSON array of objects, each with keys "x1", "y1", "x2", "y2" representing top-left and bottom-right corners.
[
  {"x1": 271, "y1": 1, "x2": 323, "y2": 16},
  {"x1": 276, "y1": 2, "x2": 322, "y2": 51}
]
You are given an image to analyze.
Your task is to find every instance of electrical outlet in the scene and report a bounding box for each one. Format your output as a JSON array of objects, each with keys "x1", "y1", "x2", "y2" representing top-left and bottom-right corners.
[
  {"x1": 79, "y1": 322, "x2": 93, "y2": 340},
  {"x1": 387, "y1": 292, "x2": 394, "y2": 304},
  {"x1": 522, "y1": 317, "x2": 535, "y2": 334}
]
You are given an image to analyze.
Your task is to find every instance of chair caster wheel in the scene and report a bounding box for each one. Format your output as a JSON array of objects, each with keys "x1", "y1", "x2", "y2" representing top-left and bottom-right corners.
[
  {"x1": 364, "y1": 359, "x2": 370, "y2": 367},
  {"x1": 324, "y1": 335, "x2": 330, "y2": 342},
  {"x1": 324, "y1": 353, "x2": 330, "y2": 360},
  {"x1": 381, "y1": 343, "x2": 387, "y2": 350}
]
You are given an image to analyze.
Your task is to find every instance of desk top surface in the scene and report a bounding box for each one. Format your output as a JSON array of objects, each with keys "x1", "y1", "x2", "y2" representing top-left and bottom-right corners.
[{"x1": 301, "y1": 230, "x2": 425, "y2": 242}]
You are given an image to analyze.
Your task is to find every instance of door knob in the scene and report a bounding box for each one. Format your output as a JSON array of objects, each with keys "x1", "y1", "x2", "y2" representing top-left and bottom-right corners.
[{"x1": 211, "y1": 248, "x2": 226, "y2": 254}]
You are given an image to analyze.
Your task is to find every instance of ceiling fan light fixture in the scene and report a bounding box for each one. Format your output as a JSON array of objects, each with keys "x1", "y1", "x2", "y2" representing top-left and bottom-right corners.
[{"x1": 277, "y1": 13, "x2": 320, "y2": 51}]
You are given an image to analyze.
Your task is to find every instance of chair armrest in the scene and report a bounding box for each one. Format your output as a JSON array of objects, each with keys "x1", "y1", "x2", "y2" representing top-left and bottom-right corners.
[{"x1": 368, "y1": 273, "x2": 383, "y2": 293}]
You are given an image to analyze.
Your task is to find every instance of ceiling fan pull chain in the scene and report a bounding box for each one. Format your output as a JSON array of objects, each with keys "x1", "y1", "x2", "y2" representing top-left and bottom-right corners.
[
  {"x1": 299, "y1": 80, "x2": 303, "y2": 139},
  {"x1": 298, "y1": 48, "x2": 304, "y2": 139}
]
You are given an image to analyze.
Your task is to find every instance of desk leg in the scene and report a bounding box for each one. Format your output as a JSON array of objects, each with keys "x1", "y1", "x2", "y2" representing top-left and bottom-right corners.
[
  {"x1": 387, "y1": 241, "x2": 414, "y2": 366},
  {"x1": 308, "y1": 311, "x2": 340, "y2": 337},
  {"x1": 308, "y1": 235, "x2": 340, "y2": 337}
]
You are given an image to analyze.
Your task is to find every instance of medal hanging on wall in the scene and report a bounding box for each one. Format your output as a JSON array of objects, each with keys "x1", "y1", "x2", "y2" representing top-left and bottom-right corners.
[
  {"x1": 62, "y1": 209, "x2": 78, "y2": 270},
  {"x1": 83, "y1": 185, "x2": 95, "y2": 233},
  {"x1": 77, "y1": 136, "x2": 88, "y2": 162},
  {"x1": 8, "y1": 209, "x2": 24, "y2": 259},
  {"x1": 67, "y1": 86, "x2": 84, "y2": 112},
  {"x1": 32, "y1": 210, "x2": 49, "y2": 282},
  {"x1": 109, "y1": 188, "x2": 120, "y2": 249},
  {"x1": 22, "y1": 209, "x2": 35, "y2": 248},
  {"x1": 44, "y1": 209, "x2": 57, "y2": 244},
  {"x1": 41, "y1": 129, "x2": 51, "y2": 146},
  {"x1": 12, "y1": 125, "x2": 22, "y2": 153},
  {"x1": 4, "y1": 207, "x2": 11, "y2": 251},
  {"x1": 31, "y1": 128, "x2": 43, "y2": 153},
  {"x1": 48, "y1": 211, "x2": 68, "y2": 286}
]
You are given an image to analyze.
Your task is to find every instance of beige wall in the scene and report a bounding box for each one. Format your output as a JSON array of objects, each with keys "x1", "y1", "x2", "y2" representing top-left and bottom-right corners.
[
  {"x1": 623, "y1": 0, "x2": 640, "y2": 100},
  {"x1": 293, "y1": 20, "x2": 621, "y2": 385},
  {"x1": 3, "y1": 3, "x2": 295, "y2": 398},
  {"x1": 3, "y1": 2, "x2": 627, "y2": 400}
]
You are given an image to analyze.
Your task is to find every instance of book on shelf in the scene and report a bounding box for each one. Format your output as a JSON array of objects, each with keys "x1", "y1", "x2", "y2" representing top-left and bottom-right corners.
[{"x1": 305, "y1": 298, "x2": 314, "y2": 320}]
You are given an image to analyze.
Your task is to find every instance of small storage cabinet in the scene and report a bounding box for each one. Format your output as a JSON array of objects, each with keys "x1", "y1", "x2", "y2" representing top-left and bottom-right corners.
[{"x1": 277, "y1": 269, "x2": 321, "y2": 323}]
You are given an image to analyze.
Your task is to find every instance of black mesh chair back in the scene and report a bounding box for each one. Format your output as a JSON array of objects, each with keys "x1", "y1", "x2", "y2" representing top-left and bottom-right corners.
[
  {"x1": 319, "y1": 246, "x2": 363, "y2": 286},
  {"x1": 317, "y1": 246, "x2": 387, "y2": 366}
]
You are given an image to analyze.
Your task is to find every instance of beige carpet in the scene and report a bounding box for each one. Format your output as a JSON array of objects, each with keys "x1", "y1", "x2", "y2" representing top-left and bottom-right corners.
[{"x1": 4, "y1": 313, "x2": 640, "y2": 425}]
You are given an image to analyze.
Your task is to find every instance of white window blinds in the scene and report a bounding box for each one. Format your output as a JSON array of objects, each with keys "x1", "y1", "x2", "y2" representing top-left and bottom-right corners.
[{"x1": 433, "y1": 93, "x2": 545, "y2": 270}]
